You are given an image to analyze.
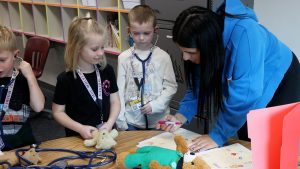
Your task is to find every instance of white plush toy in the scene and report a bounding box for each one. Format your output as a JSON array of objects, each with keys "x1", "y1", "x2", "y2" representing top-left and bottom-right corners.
[{"x1": 83, "y1": 129, "x2": 118, "y2": 149}]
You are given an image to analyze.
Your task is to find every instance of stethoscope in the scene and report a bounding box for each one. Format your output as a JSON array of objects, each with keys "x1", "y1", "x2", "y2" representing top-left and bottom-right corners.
[
  {"x1": 129, "y1": 33, "x2": 159, "y2": 130},
  {"x1": 130, "y1": 46, "x2": 154, "y2": 130},
  {"x1": 0, "y1": 145, "x2": 117, "y2": 169}
]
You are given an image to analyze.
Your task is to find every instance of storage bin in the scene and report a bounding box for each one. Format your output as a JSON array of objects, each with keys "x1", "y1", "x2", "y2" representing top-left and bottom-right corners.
[{"x1": 122, "y1": 0, "x2": 140, "y2": 9}]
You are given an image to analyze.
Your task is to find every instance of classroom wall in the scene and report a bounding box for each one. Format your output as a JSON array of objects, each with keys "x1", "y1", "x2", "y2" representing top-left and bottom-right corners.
[
  {"x1": 38, "y1": 0, "x2": 300, "y2": 86},
  {"x1": 254, "y1": 0, "x2": 300, "y2": 58}
]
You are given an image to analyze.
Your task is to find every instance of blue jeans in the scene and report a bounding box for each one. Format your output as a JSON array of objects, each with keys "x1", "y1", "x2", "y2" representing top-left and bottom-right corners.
[
  {"x1": 126, "y1": 124, "x2": 144, "y2": 131},
  {"x1": 126, "y1": 124, "x2": 159, "y2": 131}
]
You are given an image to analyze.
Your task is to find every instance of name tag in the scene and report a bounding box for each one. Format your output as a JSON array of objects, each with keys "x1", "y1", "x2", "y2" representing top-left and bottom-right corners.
[{"x1": 129, "y1": 97, "x2": 141, "y2": 112}]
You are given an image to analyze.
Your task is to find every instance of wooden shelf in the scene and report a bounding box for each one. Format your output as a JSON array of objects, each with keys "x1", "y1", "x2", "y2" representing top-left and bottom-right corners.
[
  {"x1": 98, "y1": 0, "x2": 118, "y2": 8},
  {"x1": 0, "y1": 0, "x2": 136, "y2": 55},
  {"x1": 119, "y1": 12, "x2": 129, "y2": 51},
  {"x1": 60, "y1": 0, "x2": 76, "y2": 6},
  {"x1": 33, "y1": 4, "x2": 47, "y2": 37},
  {"x1": 47, "y1": 6, "x2": 63, "y2": 41},
  {"x1": 46, "y1": 0, "x2": 60, "y2": 4},
  {"x1": 20, "y1": 3, "x2": 35, "y2": 34},
  {"x1": 8, "y1": 2, "x2": 21, "y2": 31},
  {"x1": 78, "y1": 8, "x2": 97, "y2": 18},
  {"x1": 61, "y1": 7, "x2": 77, "y2": 41},
  {"x1": 0, "y1": 2, "x2": 11, "y2": 28},
  {"x1": 32, "y1": 0, "x2": 46, "y2": 5}
]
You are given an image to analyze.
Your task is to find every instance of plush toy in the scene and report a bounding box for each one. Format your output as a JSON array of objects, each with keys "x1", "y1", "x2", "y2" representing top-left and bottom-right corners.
[
  {"x1": 117, "y1": 135, "x2": 210, "y2": 169},
  {"x1": 0, "y1": 147, "x2": 41, "y2": 169},
  {"x1": 183, "y1": 156, "x2": 211, "y2": 169},
  {"x1": 83, "y1": 129, "x2": 118, "y2": 149}
]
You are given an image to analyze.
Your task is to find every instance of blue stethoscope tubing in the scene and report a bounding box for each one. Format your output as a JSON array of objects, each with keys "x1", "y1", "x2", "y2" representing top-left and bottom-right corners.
[
  {"x1": 133, "y1": 51, "x2": 153, "y2": 130},
  {"x1": 13, "y1": 147, "x2": 117, "y2": 168}
]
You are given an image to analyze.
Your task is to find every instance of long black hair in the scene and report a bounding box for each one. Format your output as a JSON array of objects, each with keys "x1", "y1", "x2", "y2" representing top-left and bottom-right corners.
[{"x1": 172, "y1": 6, "x2": 225, "y2": 118}]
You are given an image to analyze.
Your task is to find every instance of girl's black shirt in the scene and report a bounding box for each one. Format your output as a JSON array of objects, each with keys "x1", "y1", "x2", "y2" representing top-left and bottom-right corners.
[{"x1": 53, "y1": 64, "x2": 118, "y2": 136}]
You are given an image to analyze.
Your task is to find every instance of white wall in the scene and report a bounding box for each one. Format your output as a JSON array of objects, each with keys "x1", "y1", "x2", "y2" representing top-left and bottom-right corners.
[
  {"x1": 254, "y1": 0, "x2": 300, "y2": 155},
  {"x1": 254, "y1": 0, "x2": 300, "y2": 58}
]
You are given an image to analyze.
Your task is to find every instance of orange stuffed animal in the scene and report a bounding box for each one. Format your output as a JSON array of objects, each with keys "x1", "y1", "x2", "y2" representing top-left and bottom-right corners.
[{"x1": 0, "y1": 147, "x2": 41, "y2": 169}]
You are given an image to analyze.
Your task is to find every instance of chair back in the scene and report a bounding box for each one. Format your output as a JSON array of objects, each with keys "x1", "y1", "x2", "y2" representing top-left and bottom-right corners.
[{"x1": 23, "y1": 36, "x2": 50, "y2": 78}]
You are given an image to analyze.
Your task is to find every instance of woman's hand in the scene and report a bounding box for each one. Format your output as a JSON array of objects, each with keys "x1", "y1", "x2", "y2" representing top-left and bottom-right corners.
[
  {"x1": 188, "y1": 135, "x2": 218, "y2": 152},
  {"x1": 79, "y1": 125, "x2": 98, "y2": 139},
  {"x1": 156, "y1": 114, "x2": 183, "y2": 132}
]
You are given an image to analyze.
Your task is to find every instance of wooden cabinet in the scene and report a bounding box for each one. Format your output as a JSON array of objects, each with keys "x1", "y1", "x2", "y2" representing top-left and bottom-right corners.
[{"x1": 0, "y1": 0, "x2": 134, "y2": 55}]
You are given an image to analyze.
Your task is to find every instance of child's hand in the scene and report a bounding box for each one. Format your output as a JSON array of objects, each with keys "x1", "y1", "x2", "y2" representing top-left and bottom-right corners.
[
  {"x1": 141, "y1": 103, "x2": 152, "y2": 115},
  {"x1": 156, "y1": 114, "x2": 183, "y2": 132},
  {"x1": 98, "y1": 122, "x2": 113, "y2": 131},
  {"x1": 79, "y1": 125, "x2": 98, "y2": 139},
  {"x1": 16, "y1": 59, "x2": 35, "y2": 80}
]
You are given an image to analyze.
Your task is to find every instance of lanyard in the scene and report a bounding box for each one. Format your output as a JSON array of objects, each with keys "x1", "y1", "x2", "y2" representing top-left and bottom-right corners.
[
  {"x1": 0, "y1": 69, "x2": 18, "y2": 147},
  {"x1": 0, "y1": 69, "x2": 18, "y2": 112},
  {"x1": 76, "y1": 65, "x2": 103, "y2": 122}
]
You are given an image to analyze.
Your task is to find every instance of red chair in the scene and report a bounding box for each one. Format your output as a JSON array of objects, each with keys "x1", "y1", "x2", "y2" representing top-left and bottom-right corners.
[{"x1": 23, "y1": 36, "x2": 50, "y2": 78}]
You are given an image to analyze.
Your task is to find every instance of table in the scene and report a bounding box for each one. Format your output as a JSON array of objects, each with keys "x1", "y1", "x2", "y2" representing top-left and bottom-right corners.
[
  {"x1": 23, "y1": 131, "x2": 163, "y2": 168},
  {"x1": 14, "y1": 131, "x2": 300, "y2": 169}
]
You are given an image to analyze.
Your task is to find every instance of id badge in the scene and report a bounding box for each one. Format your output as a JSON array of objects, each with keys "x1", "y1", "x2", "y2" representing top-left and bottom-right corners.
[{"x1": 129, "y1": 97, "x2": 141, "y2": 112}]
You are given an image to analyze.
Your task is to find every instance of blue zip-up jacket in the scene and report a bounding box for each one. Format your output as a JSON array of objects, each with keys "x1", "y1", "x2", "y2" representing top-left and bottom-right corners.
[{"x1": 178, "y1": 0, "x2": 292, "y2": 146}]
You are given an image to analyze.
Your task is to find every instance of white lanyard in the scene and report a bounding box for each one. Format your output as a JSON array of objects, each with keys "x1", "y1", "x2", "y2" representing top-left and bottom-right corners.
[
  {"x1": 76, "y1": 65, "x2": 102, "y2": 103},
  {"x1": 2, "y1": 70, "x2": 18, "y2": 111}
]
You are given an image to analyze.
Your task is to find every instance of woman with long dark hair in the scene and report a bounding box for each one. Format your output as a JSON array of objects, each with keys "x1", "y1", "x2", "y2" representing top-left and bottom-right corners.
[{"x1": 157, "y1": 0, "x2": 300, "y2": 152}]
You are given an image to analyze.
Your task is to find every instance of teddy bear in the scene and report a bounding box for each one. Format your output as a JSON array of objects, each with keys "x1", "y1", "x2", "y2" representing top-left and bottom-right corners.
[
  {"x1": 83, "y1": 128, "x2": 118, "y2": 149},
  {"x1": 183, "y1": 156, "x2": 211, "y2": 169},
  {"x1": 117, "y1": 135, "x2": 211, "y2": 169},
  {"x1": 0, "y1": 147, "x2": 41, "y2": 169}
]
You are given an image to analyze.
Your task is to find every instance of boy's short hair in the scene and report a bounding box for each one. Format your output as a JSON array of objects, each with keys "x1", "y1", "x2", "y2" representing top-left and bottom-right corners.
[
  {"x1": 0, "y1": 25, "x2": 17, "y2": 52},
  {"x1": 128, "y1": 5, "x2": 157, "y2": 27}
]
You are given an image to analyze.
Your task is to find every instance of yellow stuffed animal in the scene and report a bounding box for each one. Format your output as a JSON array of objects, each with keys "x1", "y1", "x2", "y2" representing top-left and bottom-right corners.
[
  {"x1": 83, "y1": 129, "x2": 118, "y2": 149},
  {"x1": 117, "y1": 135, "x2": 210, "y2": 169},
  {"x1": 0, "y1": 147, "x2": 41, "y2": 169}
]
